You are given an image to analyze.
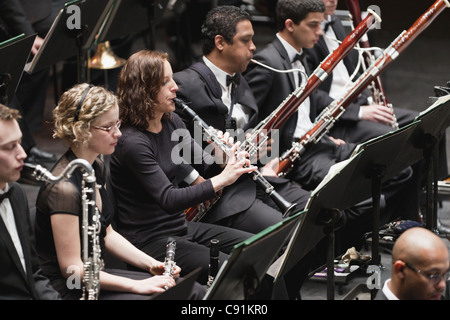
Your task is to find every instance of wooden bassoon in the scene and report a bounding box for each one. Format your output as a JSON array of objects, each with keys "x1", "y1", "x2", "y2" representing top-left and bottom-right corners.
[
  {"x1": 239, "y1": 9, "x2": 381, "y2": 158},
  {"x1": 274, "y1": 0, "x2": 450, "y2": 177},
  {"x1": 345, "y1": 0, "x2": 399, "y2": 129}
]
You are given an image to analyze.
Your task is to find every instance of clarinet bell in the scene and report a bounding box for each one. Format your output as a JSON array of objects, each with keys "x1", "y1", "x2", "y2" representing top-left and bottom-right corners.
[{"x1": 282, "y1": 202, "x2": 298, "y2": 218}]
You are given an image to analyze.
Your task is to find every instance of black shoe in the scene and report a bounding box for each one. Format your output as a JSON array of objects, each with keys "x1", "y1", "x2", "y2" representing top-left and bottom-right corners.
[{"x1": 29, "y1": 146, "x2": 56, "y2": 163}]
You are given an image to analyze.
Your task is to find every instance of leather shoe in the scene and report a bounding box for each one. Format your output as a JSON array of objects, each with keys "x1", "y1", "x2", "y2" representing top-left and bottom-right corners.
[{"x1": 29, "y1": 146, "x2": 56, "y2": 163}]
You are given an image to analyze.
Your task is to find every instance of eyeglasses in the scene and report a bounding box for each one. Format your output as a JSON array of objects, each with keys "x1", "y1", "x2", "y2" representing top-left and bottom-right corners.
[
  {"x1": 404, "y1": 262, "x2": 450, "y2": 285},
  {"x1": 93, "y1": 120, "x2": 121, "y2": 133}
]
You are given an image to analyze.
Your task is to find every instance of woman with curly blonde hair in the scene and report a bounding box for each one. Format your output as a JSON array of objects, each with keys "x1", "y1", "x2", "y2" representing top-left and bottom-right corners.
[{"x1": 34, "y1": 83, "x2": 204, "y2": 300}]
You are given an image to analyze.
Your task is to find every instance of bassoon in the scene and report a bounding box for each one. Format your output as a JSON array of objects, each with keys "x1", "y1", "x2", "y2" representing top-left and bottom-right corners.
[
  {"x1": 273, "y1": 0, "x2": 450, "y2": 177},
  {"x1": 345, "y1": 0, "x2": 399, "y2": 129},
  {"x1": 239, "y1": 9, "x2": 381, "y2": 159}
]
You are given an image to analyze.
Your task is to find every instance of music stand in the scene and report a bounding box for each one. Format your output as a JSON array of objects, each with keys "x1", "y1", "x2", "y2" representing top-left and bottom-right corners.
[
  {"x1": 0, "y1": 34, "x2": 35, "y2": 105},
  {"x1": 203, "y1": 210, "x2": 305, "y2": 300},
  {"x1": 407, "y1": 95, "x2": 450, "y2": 231},
  {"x1": 95, "y1": 0, "x2": 169, "y2": 49},
  {"x1": 271, "y1": 122, "x2": 423, "y2": 299},
  {"x1": 25, "y1": 0, "x2": 115, "y2": 82}
]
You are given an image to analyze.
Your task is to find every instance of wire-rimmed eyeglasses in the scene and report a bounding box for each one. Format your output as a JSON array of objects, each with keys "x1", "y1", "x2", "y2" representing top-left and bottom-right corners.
[
  {"x1": 93, "y1": 120, "x2": 122, "y2": 133},
  {"x1": 404, "y1": 262, "x2": 450, "y2": 285}
]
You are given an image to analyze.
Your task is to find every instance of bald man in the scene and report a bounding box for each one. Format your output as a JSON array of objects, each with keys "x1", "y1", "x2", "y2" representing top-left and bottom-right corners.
[{"x1": 376, "y1": 227, "x2": 449, "y2": 300}]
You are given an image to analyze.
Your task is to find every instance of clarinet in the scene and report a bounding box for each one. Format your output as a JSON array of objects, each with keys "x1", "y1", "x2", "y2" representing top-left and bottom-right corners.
[
  {"x1": 345, "y1": 0, "x2": 399, "y2": 129},
  {"x1": 175, "y1": 98, "x2": 297, "y2": 221},
  {"x1": 207, "y1": 239, "x2": 219, "y2": 290},
  {"x1": 273, "y1": 0, "x2": 450, "y2": 176},
  {"x1": 239, "y1": 10, "x2": 380, "y2": 159},
  {"x1": 163, "y1": 237, "x2": 176, "y2": 290},
  {"x1": 25, "y1": 160, "x2": 104, "y2": 300}
]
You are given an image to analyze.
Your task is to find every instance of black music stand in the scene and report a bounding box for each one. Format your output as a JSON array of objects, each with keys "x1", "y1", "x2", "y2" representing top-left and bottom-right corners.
[
  {"x1": 271, "y1": 122, "x2": 423, "y2": 299},
  {"x1": 203, "y1": 210, "x2": 304, "y2": 300},
  {"x1": 95, "y1": 0, "x2": 169, "y2": 49},
  {"x1": 407, "y1": 95, "x2": 450, "y2": 232},
  {"x1": 25, "y1": 0, "x2": 115, "y2": 82},
  {"x1": 0, "y1": 34, "x2": 35, "y2": 105}
]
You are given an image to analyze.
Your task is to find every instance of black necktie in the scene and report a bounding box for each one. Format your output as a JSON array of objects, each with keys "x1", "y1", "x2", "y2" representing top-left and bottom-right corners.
[
  {"x1": 292, "y1": 53, "x2": 305, "y2": 86},
  {"x1": 226, "y1": 74, "x2": 240, "y2": 127},
  {"x1": 0, "y1": 187, "x2": 14, "y2": 204}
]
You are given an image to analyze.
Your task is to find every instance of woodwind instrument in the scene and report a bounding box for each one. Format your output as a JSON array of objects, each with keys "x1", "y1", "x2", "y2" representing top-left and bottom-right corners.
[
  {"x1": 26, "y1": 160, "x2": 103, "y2": 300},
  {"x1": 207, "y1": 239, "x2": 219, "y2": 290},
  {"x1": 175, "y1": 98, "x2": 297, "y2": 221},
  {"x1": 239, "y1": 10, "x2": 380, "y2": 158},
  {"x1": 274, "y1": 0, "x2": 450, "y2": 177},
  {"x1": 345, "y1": 0, "x2": 399, "y2": 129},
  {"x1": 163, "y1": 237, "x2": 176, "y2": 290}
]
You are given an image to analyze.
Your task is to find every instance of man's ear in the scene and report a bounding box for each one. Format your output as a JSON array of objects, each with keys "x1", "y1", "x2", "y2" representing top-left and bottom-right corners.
[
  {"x1": 215, "y1": 35, "x2": 225, "y2": 51},
  {"x1": 393, "y1": 260, "x2": 406, "y2": 278},
  {"x1": 285, "y1": 19, "x2": 295, "y2": 32}
]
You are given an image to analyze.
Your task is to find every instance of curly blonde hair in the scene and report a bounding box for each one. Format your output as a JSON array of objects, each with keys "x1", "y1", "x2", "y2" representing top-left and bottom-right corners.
[{"x1": 52, "y1": 83, "x2": 118, "y2": 146}]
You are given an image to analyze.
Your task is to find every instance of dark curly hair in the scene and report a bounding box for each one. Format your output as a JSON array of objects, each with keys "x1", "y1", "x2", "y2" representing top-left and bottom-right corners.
[{"x1": 201, "y1": 5, "x2": 251, "y2": 55}]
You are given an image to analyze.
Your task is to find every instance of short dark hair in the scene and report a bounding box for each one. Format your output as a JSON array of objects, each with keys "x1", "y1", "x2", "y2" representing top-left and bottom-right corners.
[
  {"x1": 201, "y1": 5, "x2": 251, "y2": 55},
  {"x1": 276, "y1": 0, "x2": 325, "y2": 31},
  {"x1": 0, "y1": 104, "x2": 21, "y2": 121}
]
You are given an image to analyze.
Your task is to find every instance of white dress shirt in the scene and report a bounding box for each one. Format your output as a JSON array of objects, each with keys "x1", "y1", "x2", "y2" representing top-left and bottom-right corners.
[
  {"x1": 276, "y1": 33, "x2": 313, "y2": 138},
  {"x1": 203, "y1": 56, "x2": 251, "y2": 130}
]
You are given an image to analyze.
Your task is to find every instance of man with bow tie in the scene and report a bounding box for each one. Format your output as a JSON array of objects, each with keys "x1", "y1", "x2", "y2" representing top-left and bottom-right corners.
[
  {"x1": 173, "y1": 5, "x2": 311, "y2": 235},
  {"x1": 0, "y1": 104, "x2": 60, "y2": 299},
  {"x1": 302, "y1": 0, "x2": 420, "y2": 145},
  {"x1": 174, "y1": 5, "x2": 313, "y2": 299}
]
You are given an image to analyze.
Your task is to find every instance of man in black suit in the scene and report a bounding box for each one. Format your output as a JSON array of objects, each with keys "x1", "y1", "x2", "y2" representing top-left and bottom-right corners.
[
  {"x1": 0, "y1": 103, "x2": 60, "y2": 300},
  {"x1": 174, "y1": 5, "x2": 315, "y2": 299},
  {"x1": 302, "y1": 0, "x2": 420, "y2": 143},
  {"x1": 173, "y1": 5, "x2": 311, "y2": 234}
]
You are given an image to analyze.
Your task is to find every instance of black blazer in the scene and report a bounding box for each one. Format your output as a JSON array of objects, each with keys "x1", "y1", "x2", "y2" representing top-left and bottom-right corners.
[
  {"x1": 174, "y1": 61, "x2": 259, "y2": 133},
  {"x1": 0, "y1": 182, "x2": 60, "y2": 300}
]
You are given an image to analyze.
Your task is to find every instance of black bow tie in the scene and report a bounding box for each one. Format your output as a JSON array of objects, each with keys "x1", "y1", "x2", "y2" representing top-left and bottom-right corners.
[
  {"x1": 226, "y1": 74, "x2": 240, "y2": 87},
  {"x1": 0, "y1": 187, "x2": 14, "y2": 204},
  {"x1": 292, "y1": 52, "x2": 305, "y2": 63},
  {"x1": 323, "y1": 19, "x2": 336, "y2": 32}
]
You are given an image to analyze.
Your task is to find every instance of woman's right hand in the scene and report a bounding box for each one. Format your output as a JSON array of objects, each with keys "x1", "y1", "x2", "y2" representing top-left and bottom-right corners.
[
  {"x1": 210, "y1": 141, "x2": 257, "y2": 192},
  {"x1": 132, "y1": 275, "x2": 176, "y2": 294}
]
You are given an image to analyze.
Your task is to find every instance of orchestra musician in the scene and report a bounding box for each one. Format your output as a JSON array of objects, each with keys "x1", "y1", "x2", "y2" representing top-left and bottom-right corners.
[
  {"x1": 109, "y1": 49, "x2": 262, "y2": 292},
  {"x1": 173, "y1": 5, "x2": 311, "y2": 234}
]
